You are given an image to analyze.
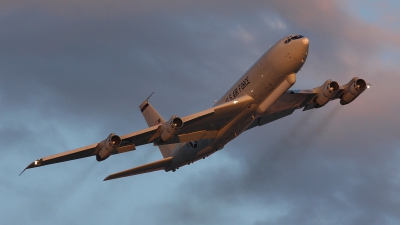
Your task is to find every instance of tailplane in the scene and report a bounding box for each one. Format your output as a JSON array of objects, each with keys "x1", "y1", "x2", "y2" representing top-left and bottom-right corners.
[{"x1": 139, "y1": 95, "x2": 177, "y2": 158}]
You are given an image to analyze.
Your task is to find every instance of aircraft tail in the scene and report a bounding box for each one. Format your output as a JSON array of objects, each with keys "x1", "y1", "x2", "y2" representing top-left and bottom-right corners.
[{"x1": 139, "y1": 96, "x2": 177, "y2": 158}]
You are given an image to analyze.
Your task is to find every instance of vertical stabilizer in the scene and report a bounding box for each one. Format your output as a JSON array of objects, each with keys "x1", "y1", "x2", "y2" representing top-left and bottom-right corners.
[{"x1": 139, "y1": 97, "x2": 177, "y2": 158}]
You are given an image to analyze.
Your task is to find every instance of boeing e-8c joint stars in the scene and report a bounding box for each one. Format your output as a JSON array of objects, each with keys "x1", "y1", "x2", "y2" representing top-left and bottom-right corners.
[{"x1": 21, "y1": 35, "x2": 368, "y2": 181}]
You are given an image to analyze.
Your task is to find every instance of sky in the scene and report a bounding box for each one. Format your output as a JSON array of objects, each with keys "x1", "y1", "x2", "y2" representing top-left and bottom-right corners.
[{"x1": 1, "y1": 1, "x2": 400, "y2": 224}]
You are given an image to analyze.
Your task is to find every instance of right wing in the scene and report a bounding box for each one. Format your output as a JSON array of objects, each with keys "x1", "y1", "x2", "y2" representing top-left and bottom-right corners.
[{"x1": 22, "y1": 95, "x2": 254, "y2": 173}]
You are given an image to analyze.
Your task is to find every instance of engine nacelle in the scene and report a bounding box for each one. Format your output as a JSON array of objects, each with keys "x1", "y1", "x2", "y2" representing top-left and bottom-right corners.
[
  {"x1": 315, "y1": 79, "x2": 340, "y2": 107},
  {"x1": 96, "y1": 133, "x2": 122, "y2": 161},
  {"x1": 160, "y1": 116, "x2": 183, "y2": 142},
  {"x1": 340, "y1": 77, "x2": 367, "y2": 105}
]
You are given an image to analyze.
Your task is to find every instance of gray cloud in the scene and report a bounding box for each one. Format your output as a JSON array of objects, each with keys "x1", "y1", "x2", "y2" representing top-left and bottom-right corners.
[{"x1": 2, "y1": 1, "x2": 400, "y2": 225}]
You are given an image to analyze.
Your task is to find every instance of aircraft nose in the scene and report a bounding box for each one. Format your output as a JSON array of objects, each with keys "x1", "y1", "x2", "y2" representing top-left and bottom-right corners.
[
  {"x1": 300, "y1": 37, "x2": 309, "y2": 63},
  {"x1": 302, "y1": 37, "x2": 309, "y2": 46},
  {"x1": 288, "y1": 35, "x2": 309, "y2": 71},
  {"x1": 301, "y1": 37, "x2": 309, "y2": 55},
  {"x1": 285, "y1": 34, "x2": 309, "y2": 51},
  {"x1": 296, "y1": 36, "x2": 309, "y2": 56}
]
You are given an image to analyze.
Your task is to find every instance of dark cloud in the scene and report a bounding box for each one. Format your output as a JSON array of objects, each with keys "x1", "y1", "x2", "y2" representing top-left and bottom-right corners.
[{"x1": 2, "y1": 1, "x2": 400, "y2": 225}]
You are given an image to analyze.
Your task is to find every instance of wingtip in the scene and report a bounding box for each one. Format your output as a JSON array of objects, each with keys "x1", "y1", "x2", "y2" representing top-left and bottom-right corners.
[
  {"x1": 103, "y1": 173, "x2": 119, "y2": 181},
  {"x1": 19, "y1": 168, "x2": 27, "y2": 176},
  {"x1": 19, "y1": 162, "x2": 35, "y2": 176},
  {"x1": 103, "y1": 173, "x2": 127, "y2": 181},
  {"x1": 103, "y1": 175, "x2": 115, "y2": 181}
]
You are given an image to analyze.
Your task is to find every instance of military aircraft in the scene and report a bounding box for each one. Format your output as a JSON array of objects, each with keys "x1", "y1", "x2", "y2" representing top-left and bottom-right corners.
[{"x1": 21, "y1": 35, "x2": 368, "y2": 181}]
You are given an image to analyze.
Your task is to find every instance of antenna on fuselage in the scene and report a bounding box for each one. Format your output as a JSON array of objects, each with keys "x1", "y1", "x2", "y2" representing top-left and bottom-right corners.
[{"x1": 145, "y1": 92, "x2": 155, "y2": 102}]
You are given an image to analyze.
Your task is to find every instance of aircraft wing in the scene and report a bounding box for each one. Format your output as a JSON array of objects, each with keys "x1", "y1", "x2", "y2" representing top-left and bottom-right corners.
[
  {"x1": 22, "y1": 95, "x2": 254, "y2": 174},
  {"x1": 248, "y1": 77, "x2": 368, "y2": 129},
  {"x1": 107, "y1": 94, "x2": 254, "y2": 148},
  {"x1": 247, "y1": 90, "x2": 317, "y2": 129},
  {"x1": 103, "y1": 157, "x2": 173, "y2": 181}
]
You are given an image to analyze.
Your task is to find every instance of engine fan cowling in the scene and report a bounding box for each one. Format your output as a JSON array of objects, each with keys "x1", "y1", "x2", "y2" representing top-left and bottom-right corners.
[
  {"x1": 160, "y1": 116, "x2": 183, "y2": 142},
  {"x1": 340, "y1": 78, "x2": 367, "y2": 105},
  {"x1": 315, "y1": 80, "x2": 340, "y2": 107},
  {"x1": 96, "y1": 133, "x2": 122, "y2": 161}
]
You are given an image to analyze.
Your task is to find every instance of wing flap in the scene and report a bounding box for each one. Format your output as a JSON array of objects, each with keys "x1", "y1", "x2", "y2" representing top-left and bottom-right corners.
[
  {"x1": 103, "y1": 157, "x2": 173, "y2": 181},
  {"x1": 116, "y1": 144, "x2": 136, "y2": 153},
  {"x1": 178, "y1": 130, "x2": 218, "y2": 142},
  {"x1": 159, "y1": 130, "x2": 218, "y2": 144}
]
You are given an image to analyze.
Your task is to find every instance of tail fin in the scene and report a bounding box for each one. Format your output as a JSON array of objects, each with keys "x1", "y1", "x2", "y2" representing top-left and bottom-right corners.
[{"x1": 139, "y1": 96, "x2": 177, "y2": 158}]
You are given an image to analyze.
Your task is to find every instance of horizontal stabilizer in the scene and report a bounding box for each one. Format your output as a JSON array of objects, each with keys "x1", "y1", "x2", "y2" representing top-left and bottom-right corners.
[{"x1": 103, "y1": 157, "x2": 173, "y2": 181}]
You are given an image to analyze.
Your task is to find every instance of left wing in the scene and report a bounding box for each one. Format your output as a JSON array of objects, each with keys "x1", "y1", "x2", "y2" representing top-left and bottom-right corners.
[
  {"x1": 248, "y1": 77, "x2": 368, "y2": 129},
  {"x1": 21, "y1": 95, "x2": 254, "y2": 174}
]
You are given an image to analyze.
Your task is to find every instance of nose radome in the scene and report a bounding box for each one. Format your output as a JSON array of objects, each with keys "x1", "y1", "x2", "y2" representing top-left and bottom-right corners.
[{"x1": 302, "y1": 37, "x2": 309, "y2": 46}]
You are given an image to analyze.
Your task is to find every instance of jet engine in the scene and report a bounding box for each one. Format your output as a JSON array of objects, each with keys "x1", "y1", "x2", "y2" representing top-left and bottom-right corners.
[
  {"x1": 340, "y1": 77, "x2": 367, "y2": 105},
  {"x1": 160, "y1": 116, "x2": 184, "y2": 142},
  {"x1": 315, "y1": 79, "x2": 340, "y2": 107},
  {"x1": 96, "y1": 133, "x2": 122, "y2": 161}
]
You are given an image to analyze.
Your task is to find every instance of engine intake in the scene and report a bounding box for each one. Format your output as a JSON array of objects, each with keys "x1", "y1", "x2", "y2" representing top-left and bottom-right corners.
[
  {"x1": 340, "y1": 77, "x2": 367, "y2": 105},
  {"x1": 315, "y1": 79, "x2": 340, "y2": 107},
  {"x1": 160, "y1": 116, "x2": 183, "y2": 142},
  {"x1": 96, "y1": 133, "x2": 122, "y2": 161}
]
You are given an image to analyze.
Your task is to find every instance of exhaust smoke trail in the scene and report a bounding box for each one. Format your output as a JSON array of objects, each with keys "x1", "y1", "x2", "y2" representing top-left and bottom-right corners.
[{"x1": 251, "y1": 104, "x2": 343, "y2": 173}]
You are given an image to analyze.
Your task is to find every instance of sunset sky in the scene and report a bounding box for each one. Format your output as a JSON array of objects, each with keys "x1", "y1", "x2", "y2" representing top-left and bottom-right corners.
[{"x1": 2, "y1": 1, "x2": 400, "y2": 224}]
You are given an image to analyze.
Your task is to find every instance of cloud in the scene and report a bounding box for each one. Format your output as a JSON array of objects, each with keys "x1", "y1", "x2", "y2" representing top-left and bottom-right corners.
[{"x1": 2, "y1": 1, "x2": 400, "y2": 225}]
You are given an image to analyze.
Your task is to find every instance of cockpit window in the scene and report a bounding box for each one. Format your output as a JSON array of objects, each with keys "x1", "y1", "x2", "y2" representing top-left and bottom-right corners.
[
  {"x1": 284, "y1": 34, "x2": 304, "y2": 44},
  {"x1": 291, "y1": 35, "x2": 304, "y2": 40}
]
